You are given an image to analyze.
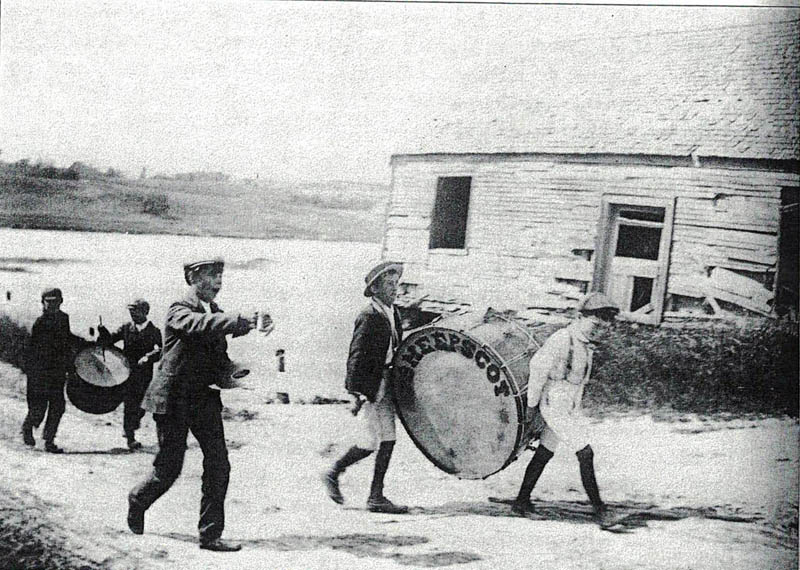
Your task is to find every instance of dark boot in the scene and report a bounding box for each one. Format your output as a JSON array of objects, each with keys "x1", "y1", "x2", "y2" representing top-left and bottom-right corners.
[
  {"x1": 323, "y1": 446, "x2": 373, "y2": 504},
  {"x1": 576, "y1": 445, "x2": 602, "y2": 508},
  {"x1": 21, "y1": 421, "x2": 35, "y2": 447},
  {"x1": 126, "y1": 432, "x2": 142, "y2": 451},
  {"x1": 512, "y1": 444, "x2": 554, "y2": 515},
  {"x1": 576, "y1": 445, "x2": 620, "y2": 528},
  {"x1": 367, "y1": 441, "x2": 408, "y2": 514},
  {"x1": 44, "y1": 441, "x2": 64, "y2": 454},
  {"x1": 127, "y1": 494, "x2": 145, "y2": 535}
]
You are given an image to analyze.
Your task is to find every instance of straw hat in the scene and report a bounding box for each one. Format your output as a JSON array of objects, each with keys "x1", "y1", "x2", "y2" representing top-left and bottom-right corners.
[{"x1": 363, "y1": 261, "x2": 403, "y2": 297}]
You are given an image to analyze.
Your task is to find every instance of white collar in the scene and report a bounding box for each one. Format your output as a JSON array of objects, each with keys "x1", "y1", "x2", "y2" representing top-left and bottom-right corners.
[
  {"x1": 133, "y1": 320, "x2": 151, "y2": 332},
  {"x1": 371, "y1": 297, "x2": 394, "y2": 318}
]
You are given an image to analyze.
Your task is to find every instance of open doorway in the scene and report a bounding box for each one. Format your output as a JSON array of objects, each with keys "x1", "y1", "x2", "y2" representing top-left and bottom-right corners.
[{"x1": 592, "y1": 196, "x2": 675, "y2": 324}]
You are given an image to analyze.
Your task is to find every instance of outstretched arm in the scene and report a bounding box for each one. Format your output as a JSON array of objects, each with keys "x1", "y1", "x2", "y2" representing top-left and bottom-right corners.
[{"x1": 166, "y1": 303, "x2": 253, "y2": 337}]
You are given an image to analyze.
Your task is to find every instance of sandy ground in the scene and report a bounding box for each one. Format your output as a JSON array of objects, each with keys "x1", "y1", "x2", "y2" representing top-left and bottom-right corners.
[{"x1": 0, "y1": 361, "x2": 796, "y2": 570}]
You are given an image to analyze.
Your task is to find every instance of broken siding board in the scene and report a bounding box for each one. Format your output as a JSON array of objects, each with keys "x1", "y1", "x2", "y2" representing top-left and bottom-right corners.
[
  {"x1": 709, "y1": 267, "x2": 773, "y2": 304},
  {"x1": 676, "y1": 225, "x2": 776, "y2": 249},
  {"x1": 671, "y1": 233, "x2": 777, "y2": 267},
  {"x1": 676, "y1": 200, "x2": 779, "y2": 232}
]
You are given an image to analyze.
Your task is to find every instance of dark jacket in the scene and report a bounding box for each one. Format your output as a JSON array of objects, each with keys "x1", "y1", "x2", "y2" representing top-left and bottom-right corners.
[
  {"x1": 101, "y1": 321, "x2": 162, "y2": 382},
  {"x1": 141, "y1": 290, "x2": 251, "y2": 415},
  {"x1": 27, "y1": 310, "x2": 76, "y2": 376},
  {"x1": 345, "y1": 302, "x2": 403, "y2": 402}
]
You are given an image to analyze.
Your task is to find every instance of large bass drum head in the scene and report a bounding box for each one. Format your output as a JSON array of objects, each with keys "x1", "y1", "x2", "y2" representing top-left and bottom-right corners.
[{"x1": 392, "y1": 326, "x2": 524, "y2": 480}]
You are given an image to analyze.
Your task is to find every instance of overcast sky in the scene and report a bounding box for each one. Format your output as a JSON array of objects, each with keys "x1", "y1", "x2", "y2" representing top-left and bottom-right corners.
[{"x1": 1, "y1": 1, "x2": 797, "y2": 183}]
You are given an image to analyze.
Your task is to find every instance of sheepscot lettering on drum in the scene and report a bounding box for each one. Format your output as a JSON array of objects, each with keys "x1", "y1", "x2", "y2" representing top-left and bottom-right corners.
[
  {"x1": 391, "y1": 316, "x2": 539, "y2": 479},
  {"x1": 394, "y1": 329, "x2": 511, "y2": 397}
]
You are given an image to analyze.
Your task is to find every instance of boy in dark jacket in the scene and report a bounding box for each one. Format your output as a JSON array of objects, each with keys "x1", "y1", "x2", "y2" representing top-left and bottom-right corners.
[
  {"x1": 98, "y1": 298, "x2": 162, "y2": 450},
  {"x1": 323, "y1": 261, "x2": 408, "y2": 514}
]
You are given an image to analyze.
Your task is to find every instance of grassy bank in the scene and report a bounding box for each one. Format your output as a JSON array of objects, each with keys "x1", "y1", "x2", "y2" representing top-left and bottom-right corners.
[
  {"x1": 588, "y1": 320, "x2": 799, "y2": 417},
  {"x1": 0, "y1": 171, "x2": 388, "y2": 242},
  {"x1": 0, "y1": 315, "x2": 29, "y2": 372},
  {"x1": 0, "y1": 490, "x2": 101, "y2": 570}
]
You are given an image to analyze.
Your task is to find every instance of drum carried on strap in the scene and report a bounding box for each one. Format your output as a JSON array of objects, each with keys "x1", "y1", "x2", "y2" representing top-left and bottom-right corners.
[
  {"x1": 68, "y1": 346, "x2": 130, "y2": 414},
  {"x1": 392, "y1": 310, "x2": 562, "y2": 480}
]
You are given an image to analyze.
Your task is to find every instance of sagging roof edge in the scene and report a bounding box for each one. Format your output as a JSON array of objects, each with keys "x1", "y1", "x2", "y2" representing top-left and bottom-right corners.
[{"x1": 389, "y1": 152, "x2": 800, "y2": 174}]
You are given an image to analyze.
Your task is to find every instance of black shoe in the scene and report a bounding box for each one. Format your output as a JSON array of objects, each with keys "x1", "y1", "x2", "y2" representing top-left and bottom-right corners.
[
  {"x1": 511, "y1": 499, "x2": 535, "y2": 516},
  {"x1": 367, "y1": 496, "x2": 409, "y2": 514},
  {"x1": 127, "y1": 439, "x2": 142, "y2": 451},
  {"x1": 594, "y1": 505, "x2": 626, "y2": 529},
  {"x1": 127, "y1": 496, "x2": 145, "y2": 535},
  {"x1": 323, "y1": 471, "x2": 344, "y2": 505},
  {"x1": 200, "y1": 539, "x2": 242, "y2": 552},
  {"x1": 22, "y1": 427, "x2": 35, "y2": 447},
  {"x1": 44, "y1": 442, "x2": 64, "y2": 454}
]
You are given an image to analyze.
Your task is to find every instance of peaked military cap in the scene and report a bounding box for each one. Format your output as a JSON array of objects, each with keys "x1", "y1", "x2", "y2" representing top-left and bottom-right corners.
[{"x1": 577, "y1": 292, "x2": 619, "y2": 317}]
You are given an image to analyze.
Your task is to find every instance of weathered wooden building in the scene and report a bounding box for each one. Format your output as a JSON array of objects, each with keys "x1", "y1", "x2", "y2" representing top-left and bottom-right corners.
[{"x1": 383, "y1": 18, "x2": 799, "y2": 325}]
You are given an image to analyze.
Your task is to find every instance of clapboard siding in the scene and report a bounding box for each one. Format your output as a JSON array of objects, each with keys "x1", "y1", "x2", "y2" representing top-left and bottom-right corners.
[{"x1": 384, "y1": 155, "x2": 800, "y2": 317}]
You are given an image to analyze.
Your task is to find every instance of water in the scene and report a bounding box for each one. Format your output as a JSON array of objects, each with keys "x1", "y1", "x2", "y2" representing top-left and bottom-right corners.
[{"x1": 0, "y1": 228, "x2": 381, "y2": 398}]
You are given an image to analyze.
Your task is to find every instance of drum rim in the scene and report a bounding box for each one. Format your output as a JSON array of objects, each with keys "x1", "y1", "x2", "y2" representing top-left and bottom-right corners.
[{"x1": 392, "y1": 325, "x2": 527, "y2": 480}]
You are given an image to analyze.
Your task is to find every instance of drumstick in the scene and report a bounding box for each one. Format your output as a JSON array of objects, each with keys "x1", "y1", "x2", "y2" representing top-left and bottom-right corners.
[{"x1": 98, "y1": 315, "x2": 105, "y2": 362}]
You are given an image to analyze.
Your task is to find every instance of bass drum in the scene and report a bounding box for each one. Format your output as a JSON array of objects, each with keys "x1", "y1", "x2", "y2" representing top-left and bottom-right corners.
[
  {"x1": 392, "y1": 311, "x2": 561, "y2": 480},
  {"x1": 68, "y1": 346, "x2": 130, "y2": 414}
]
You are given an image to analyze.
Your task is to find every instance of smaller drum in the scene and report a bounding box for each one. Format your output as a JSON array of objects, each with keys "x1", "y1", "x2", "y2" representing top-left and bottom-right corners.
[{"x1": 68, "y1": 346, "x2": 130, "y2": 414}]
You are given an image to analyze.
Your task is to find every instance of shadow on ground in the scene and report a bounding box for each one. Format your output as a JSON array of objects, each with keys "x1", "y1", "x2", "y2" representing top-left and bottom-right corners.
[
  {"x1": 383, "y1": 498, "x2": 763, "y2": 534},
  {"x1": 159, "y1": 531, "x2": 482, "y2": 567}
]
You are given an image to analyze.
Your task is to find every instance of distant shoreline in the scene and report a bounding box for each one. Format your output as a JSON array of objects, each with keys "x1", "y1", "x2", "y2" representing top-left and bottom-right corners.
[
  {"x1": 0, "y1": 217, "x2": 381, "y2": 245},
  {"x1": 0, "y1": 173, "x2": 388, "y2": 244}
]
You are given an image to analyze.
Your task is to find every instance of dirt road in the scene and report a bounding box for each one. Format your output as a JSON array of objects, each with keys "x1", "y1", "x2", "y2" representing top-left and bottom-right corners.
[{"x1": 0, "y1": 362, "x2": 796, "y2": 570}]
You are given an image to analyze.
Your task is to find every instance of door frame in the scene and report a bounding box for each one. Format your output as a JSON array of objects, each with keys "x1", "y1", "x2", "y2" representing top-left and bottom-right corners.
[{"x1": 591, "y1": 194, "x2": 676, "y2": 324}]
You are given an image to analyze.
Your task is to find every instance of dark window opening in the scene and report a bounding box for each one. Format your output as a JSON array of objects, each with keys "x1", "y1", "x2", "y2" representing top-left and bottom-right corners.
[
  {"x1": 619, "y1": 209, "x2": 664, "y2": 223},
  {"x1": 429, "y1": 176, "x2": 471, "y2": 249},
  {"x1": 615, "y1": 224, "x2": 661, "y2": 260},
  {"x1": 776, "y1": 187, "x2": 799, "y2": 315},
  {"x1": 631, "y1": 277, "x2": 654, "y2": 312}
]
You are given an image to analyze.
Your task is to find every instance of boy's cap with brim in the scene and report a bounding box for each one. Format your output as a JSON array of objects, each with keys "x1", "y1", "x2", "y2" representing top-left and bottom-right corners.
[
  {"x1": 364, "y1": 261, "x2": 403, "y2": 296},
  {"x1": 183, "y1": 258, "x2": 225, "y2": 273},
  {"x1": 41, "y1": 287, "x2": 63, "y2": 301},
  {"x1": 183, "y1": 258, "x2": 225, "y2": 284},
  {"x1": 127, "y1": 298, "x2": 150, "y2": 311}
]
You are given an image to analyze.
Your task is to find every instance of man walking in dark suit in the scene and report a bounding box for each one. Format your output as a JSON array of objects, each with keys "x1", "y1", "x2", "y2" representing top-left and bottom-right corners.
[
  {"x1": 98, "y1": 298, "x2": 162, "y2": 450},
  {"x1": 324, "y1": 261, "x2": 408, "y2": 514},
  {"x1": 126, "y1": 258, "x2": 273, "y2": 552}
]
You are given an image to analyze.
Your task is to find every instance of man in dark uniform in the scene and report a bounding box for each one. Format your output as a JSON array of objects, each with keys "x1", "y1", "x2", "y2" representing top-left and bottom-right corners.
[
  {"x1": 21, "y1": 288, "x2": 81, "y2": 453},
  {"x1": 98, "y1": 298, "x2": 162, "y2": 450},
  {"x1": 323, "y1": 261, "x2": 408, "y2": 514},
  {"x1": 126, "y1": 258, "x2": 272, "y2": 552}
]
